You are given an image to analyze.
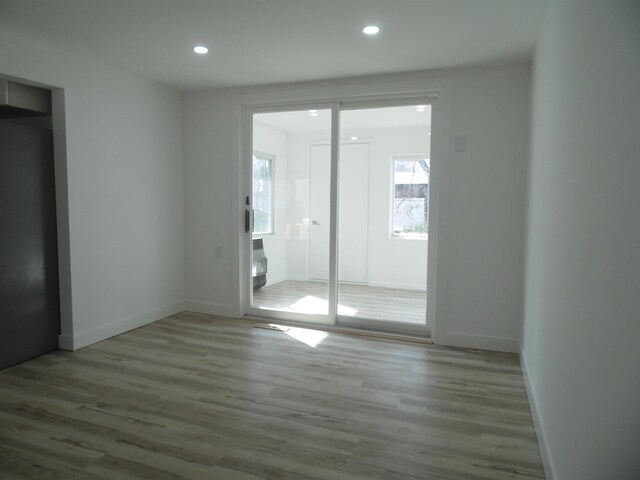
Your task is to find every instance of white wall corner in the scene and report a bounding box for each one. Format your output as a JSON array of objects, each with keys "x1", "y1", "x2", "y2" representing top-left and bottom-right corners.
[
  {"x1": 185, "y1": 300, "x2": 237, "y2": 318},
  {"x1": 520, "y1": 347, "x2": 557, "y2": 480},
  {"x1": 59, "y1": 301, "x2": 186, "y2": 351}
]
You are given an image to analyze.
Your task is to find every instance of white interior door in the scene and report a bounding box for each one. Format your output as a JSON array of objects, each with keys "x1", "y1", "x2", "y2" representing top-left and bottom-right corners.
[
  {"x1": 309, "y1": 143, "x2": 369, "y2": 283},
  {"x1": 309, "y1": 145, "x2": 331, "y2": 281}
]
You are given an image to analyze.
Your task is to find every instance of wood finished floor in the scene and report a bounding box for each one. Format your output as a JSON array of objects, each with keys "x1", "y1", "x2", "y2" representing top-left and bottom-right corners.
[
  {"x1": 254, "y1": 280, "x2": 427, "y2": 326},
  {"x1": 0, "y1": 312, "x2": 545, "y2": 479}
]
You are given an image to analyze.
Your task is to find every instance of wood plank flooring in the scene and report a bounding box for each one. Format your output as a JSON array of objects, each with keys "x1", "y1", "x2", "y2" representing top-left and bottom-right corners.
[
  {"x1": 254, "y1": 280, "x2": 427, "y2": 325},
  {"x1": 0, "y1": 312, "x2": 544, "y2": 479}
]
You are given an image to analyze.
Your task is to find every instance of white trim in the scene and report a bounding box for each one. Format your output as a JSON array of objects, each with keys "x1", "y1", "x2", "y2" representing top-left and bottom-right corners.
[
  {"x1": 426, "y1": 88, "x2": 451, "y2": 344},
  {"x1": 520, "y1": 347, "x2": 557, "y2": 480},
  {"x1": 58, "y1": 334, "x2": 74, "y2": 351},
  {"x1": 241, "y1": 107, "x2": 252, "y2": 315},
  {"x1": 440, "y1": 331, "x2": 520, "y2": 353},
  {"x1": 58, "y1": 301, "x2": 185, "y2": 351},
  {"x1": 327, "y1": 103, "x2": 340, "y2": 320},
  {"x1": 51, "y1": 87, "x2": 74, "y2": 342},
  {"x1": 264, "y1": 274, "x2": 288, "y2": 287},
  {"x1": 366, "y1": 280, "x2": 426, "y2": 291},
  {"x1": 337, "y1": 316, "x2": 429, "y2": 337},
  {"x1": 284, "y1": 274, "x2": 306, "y2": 282},
  {"x1": 185, "y1": 300, "x2": 236, "y2": 318}
]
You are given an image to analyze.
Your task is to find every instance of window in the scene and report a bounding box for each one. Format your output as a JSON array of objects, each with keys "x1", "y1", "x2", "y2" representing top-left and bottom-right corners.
[
  {"x1": 252, "y1": 152, "x2": 274, "y2": 236},
  {"x1": 391, "y1": 156, "x2": 429, "y2": 237}
]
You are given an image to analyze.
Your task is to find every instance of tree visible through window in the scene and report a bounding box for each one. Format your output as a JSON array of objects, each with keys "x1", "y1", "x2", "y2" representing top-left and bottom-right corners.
[
  {"x1": 252, "y1": 152, "x2": 273, "y2": 236},
  {"x1": 392, "y1": 156, "x2": 429, "y2": 237}
]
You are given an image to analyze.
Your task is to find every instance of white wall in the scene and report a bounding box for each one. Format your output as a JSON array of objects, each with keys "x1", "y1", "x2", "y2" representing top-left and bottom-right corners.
[
  {"x1": 286, "y1": 126, "x2": 430, "y2": 290},
  {"x1": 183, "y1": 63, "x2": 531, "y2": 352},
  {"x1": 441, "y1": 65, "x2": 530, "y2": 351},
  {"x1": 0, "y1": 29, "x2": 185, "y2": 349},
  {"x1": 183, "y1": 93, "x2": 234, "y2": 316},
  {"x1": 522, "y1": 1, "x2": 640, "y2": 479}
]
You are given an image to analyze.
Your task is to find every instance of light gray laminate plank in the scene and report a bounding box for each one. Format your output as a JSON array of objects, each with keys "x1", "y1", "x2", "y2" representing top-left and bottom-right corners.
[{"x1": 0, "y1": 312, "x2": 544, "y2": 479}]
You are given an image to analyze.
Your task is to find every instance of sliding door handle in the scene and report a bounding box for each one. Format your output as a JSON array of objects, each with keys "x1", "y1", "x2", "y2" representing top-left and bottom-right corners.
[{"x1": 244, "y1": 209, "x2": 250, "y2": 232}]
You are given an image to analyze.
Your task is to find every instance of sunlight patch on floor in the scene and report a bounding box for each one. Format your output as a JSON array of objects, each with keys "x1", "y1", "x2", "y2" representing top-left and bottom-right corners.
[
  {"x1": 269, "y1": 324, "x2": 329, "y2": 348},
  {"x1": 337, "y1": 303, "x2": 358, "y2": 316},
  {"x1": 264, "y1": 294, "x2": 359, "y2": 317},
  {"x1": 289, "y1": 295, "x2": 328, "y2": 314}
]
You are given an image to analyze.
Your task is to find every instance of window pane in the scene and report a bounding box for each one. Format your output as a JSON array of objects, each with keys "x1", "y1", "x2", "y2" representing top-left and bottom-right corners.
[
  {"x1": 252, "y1": 154, "x2": 272, "y2": 235},
  {"x1": 392, "y1": 157, "x2": 429, "y2": 236}
]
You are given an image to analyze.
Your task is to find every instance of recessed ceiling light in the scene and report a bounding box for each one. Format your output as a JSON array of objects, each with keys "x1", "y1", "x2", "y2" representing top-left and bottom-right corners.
[
  {"x1": 309, "y1": 110, "x2": 318, "y2": 113},
  {"x1": 309, "y1": 112, "x2": 319, "y2": 117},
  {"x1": 363, "y1": 25, "x2": 380, "y2": 35},
  {"x1": 193, "y1": 45, "x2": 209, "y2": 54},
  {"x1": 350, "y1": 136, "x2": 358, "y2": 140},
  {"x1": 416, "y1": 105, "x2": 426, "y2": 109}
]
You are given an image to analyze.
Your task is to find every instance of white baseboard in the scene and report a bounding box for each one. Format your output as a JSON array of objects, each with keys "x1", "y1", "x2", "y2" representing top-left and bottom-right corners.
[
  {"x1": 58, "y1": 334, "x2": 74, "y2": 351},
  {"x1": 366, "y1": 281, "x2": 426, "y2": 291},
  {"x1": 185, "y1": 300, "x2": 236, "y2": 317},
  {"x1": 58, "y1": 301, "x2": 186, "y2": 351},
  {"x1": 286, "y1": 275, "x2": 307, "y2": 282},
  {"x1": 520, "y1": 348, "x2": 556, "y2": 480},
  {"x1": 440, "y1": 331, "x2": 520, "y2": 353},
  {"x1": 265, "y1": 275, "x2": 287, "y2": 287}
]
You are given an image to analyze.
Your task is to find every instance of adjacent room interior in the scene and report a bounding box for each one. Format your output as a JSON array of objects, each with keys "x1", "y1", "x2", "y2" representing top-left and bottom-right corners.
[
  {"x1": 250, "y1": 105, "x2": 430, "y2": 332},
  {"x1": 0, "y1": 1, "x2": 638, "y2": 479}
]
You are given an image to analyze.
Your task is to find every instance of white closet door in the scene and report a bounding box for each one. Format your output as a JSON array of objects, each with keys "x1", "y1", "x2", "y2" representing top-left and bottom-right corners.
[{"x1": 309, "y1": 143, "x2": 369, "y2": 283}]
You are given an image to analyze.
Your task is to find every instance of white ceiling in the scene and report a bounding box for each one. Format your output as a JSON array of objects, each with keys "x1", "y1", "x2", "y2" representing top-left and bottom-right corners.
[
  {"x1": 0, "y1": 0, "x2": 548, "y2": 91},
  {"x1": 256, "y1": 105, "x2": 431, "y2": 134}
]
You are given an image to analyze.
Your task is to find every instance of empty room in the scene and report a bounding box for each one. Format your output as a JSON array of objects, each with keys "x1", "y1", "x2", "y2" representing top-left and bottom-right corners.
[{"x1": 0, "y1": 1, "x2": 638, "y2": 479}]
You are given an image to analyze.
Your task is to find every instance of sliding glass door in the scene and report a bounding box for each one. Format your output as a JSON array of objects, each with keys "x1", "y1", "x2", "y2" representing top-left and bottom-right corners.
[
  {"x1": 247, "y1": 106, "x2": 334, "y2": 323},
  {"x1": 336, "y1": 105, "x2": 431, "y2": 332},
  {"x1": 245, "y1": 100, "x2": 432, "y2": 335}
]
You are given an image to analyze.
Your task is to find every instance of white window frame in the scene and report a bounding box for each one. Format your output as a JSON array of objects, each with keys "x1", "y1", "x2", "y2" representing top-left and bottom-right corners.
[
  {"x1": 390, "y1": 154, "x2": 430, "y2": 240},
  {"x1": 252, "y1": 151, "x2": 275, "y2": 237}
]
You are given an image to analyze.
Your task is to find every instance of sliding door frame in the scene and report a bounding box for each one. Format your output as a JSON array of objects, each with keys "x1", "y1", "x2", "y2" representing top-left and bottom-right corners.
[
  {"x1": 240, "y1": 92, "x2": 443, "y2": 339},
  {"x1": 335, "y1": 97, "x2": 435, "y2": 337},
  {"x1": 243, "y1": 101, "x2": 339, "y2": 325}
]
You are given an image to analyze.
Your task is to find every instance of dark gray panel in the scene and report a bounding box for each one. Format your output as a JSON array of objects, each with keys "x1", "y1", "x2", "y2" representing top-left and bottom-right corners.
[{"x1": 0, "y1": 123, "x2": 59, "y2": 369}]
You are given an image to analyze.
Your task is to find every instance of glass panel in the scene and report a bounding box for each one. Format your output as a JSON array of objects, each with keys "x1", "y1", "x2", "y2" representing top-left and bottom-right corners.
[
  {"x1": 337, "y1": 105, "x2": 431, "y2": 327},
  {"x1": 251, "y1": 108, "x2": 332, "y2": 317},
  {"x1": 392, "y1": 156, "x2": 429, "y2": 237}
]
